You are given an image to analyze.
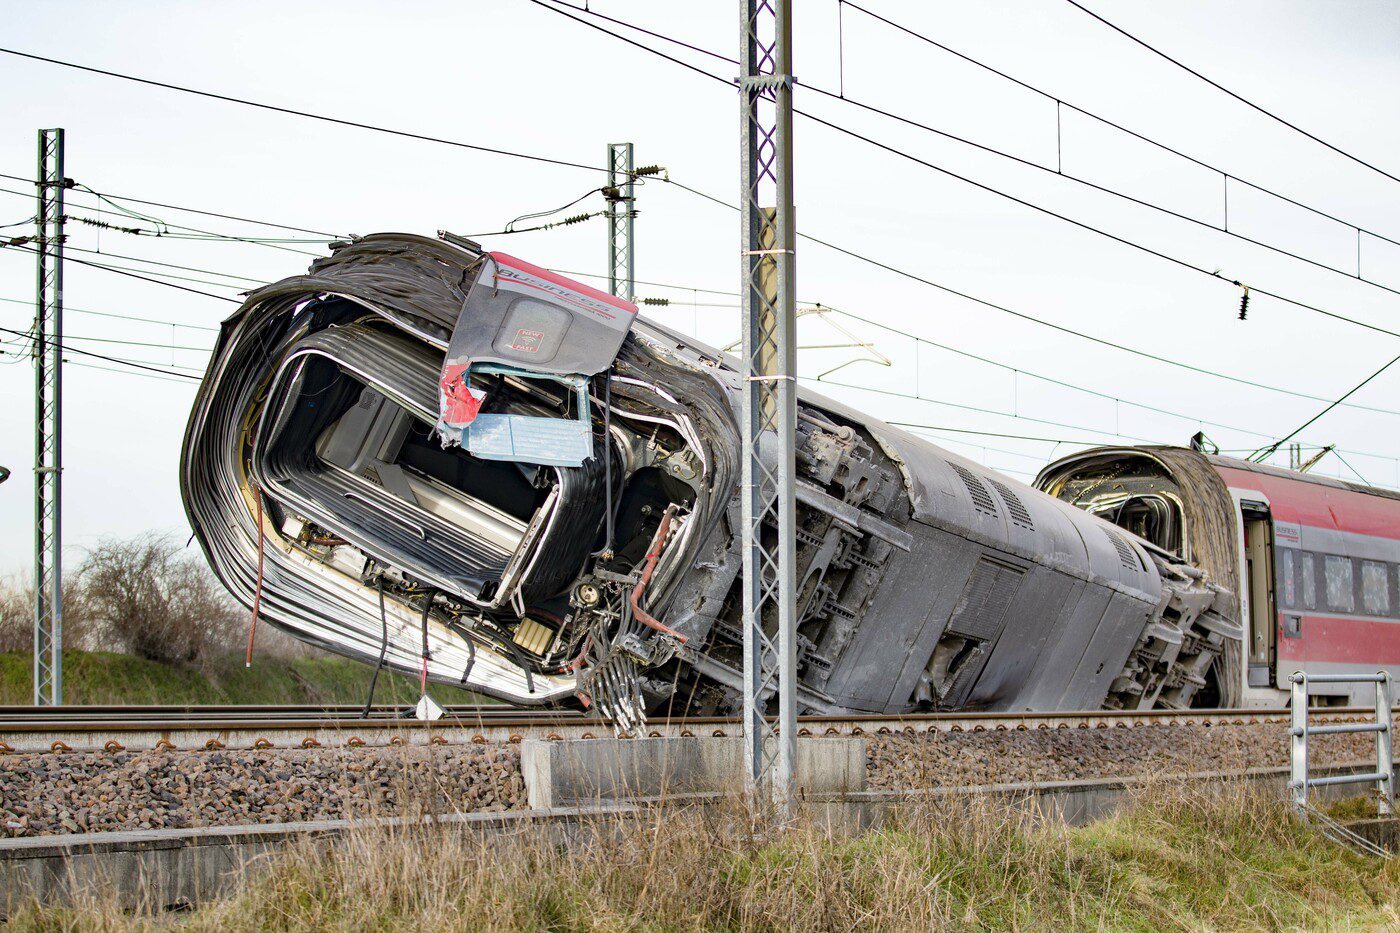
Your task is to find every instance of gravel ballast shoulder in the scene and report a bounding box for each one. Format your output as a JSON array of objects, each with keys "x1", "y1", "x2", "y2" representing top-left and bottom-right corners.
[
  {"x1": 867, "y1": 720, "x2": 1384, "y2": 790},
  {"x1": 0, "y1": 718, "x2": 1386, "y2": 837},
  {"x1": 0, "y1": 744, "x2": 524, "y2": 837}
]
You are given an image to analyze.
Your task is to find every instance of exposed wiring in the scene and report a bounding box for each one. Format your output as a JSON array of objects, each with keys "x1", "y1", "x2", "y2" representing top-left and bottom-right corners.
[
  {"x1": 418, "y1": 588, "x2": 438, "y2": 697},
  {"x1": 361, "y1": 576, "x2": 390, "y2": 718}
]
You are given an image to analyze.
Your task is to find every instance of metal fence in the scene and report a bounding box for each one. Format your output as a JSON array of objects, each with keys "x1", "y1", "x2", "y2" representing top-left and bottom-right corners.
[{"x1": 1289, "y1": 671, "x2": 1393, "y2": 816}]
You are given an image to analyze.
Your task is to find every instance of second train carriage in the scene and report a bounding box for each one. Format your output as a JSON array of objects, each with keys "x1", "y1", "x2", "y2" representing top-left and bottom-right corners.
[{"x1": 1036, "y1": 446, "x2": 1400, "y2": 707}]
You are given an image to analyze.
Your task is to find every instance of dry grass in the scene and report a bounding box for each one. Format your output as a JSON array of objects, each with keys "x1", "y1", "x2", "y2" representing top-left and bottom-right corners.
[{"x1": 7, "y1": 779, "x2": 1400, "y2": 931}]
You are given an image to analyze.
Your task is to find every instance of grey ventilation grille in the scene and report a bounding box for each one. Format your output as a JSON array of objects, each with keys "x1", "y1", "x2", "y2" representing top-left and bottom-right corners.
[
  {"x1": 946, "y1": 556, "x2": 1025, "y2": 640},
  {"x1": 987, "y1": 478, "x2": 1034, "y2": 530},
  {"x1": 948, "y1": 462, "x2": 998, "y2": 517},
  {"x1": 1105, "y1": 528, "x2": 1140, "y2": 570}
]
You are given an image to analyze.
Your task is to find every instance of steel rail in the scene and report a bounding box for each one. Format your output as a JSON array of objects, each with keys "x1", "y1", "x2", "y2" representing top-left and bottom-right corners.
[
  {"x1": 0, "y1": 705, "x2": 1384, "y2": 755},
  {"x1": 0, "y1": 704, "x2": 535, "y2": 721}
]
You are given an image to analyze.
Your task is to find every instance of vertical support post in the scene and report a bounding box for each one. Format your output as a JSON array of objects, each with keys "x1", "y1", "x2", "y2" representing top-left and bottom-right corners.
[
  {"x1": 33, "y1": 128, "x2": 65, "y2": 707},
  {"x1": 606, "y1": 143, "x2": 635, "y2": 303},
  {"x1": 739, "y1": 0, "x2": 798, "y2": 812},
  {"x1": 1289, "y1": 672, "x2": 1307, "y2": 812},
  {"x1": 1376, "y1": 672, "x2": 1393, "y2": 815}
]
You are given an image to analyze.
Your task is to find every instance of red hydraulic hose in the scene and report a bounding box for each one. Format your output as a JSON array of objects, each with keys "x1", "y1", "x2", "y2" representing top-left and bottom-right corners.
[{"x1": 629, "y1": 507, "x2": 687, "y2": 643}]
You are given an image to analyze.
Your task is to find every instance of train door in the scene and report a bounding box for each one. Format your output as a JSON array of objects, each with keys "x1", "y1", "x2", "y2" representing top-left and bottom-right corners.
[{"x1": 1241, "y1": 500, "x2": 1277, "y2": 692}]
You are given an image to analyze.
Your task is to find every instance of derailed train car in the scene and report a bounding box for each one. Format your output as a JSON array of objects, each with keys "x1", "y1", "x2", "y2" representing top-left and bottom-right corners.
[
  {"x1": 182, "y1": 232, "x2": 1239, "y2": 726},
  {"x1": 1036, "y1": 445, "x2": 1400, "y2": 708}
]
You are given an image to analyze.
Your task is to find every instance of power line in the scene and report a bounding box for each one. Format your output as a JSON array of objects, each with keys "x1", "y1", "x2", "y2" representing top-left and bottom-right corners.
[
  {"x1": 69, "y1": 184, "x2": 330, "y2": 255},
  {"x1": 1062, "y1": 0, "x2": 1400, "y2": 187},
  {"x1": 804, "y1": 374, "x2": 1162, "y2": 446},
  {"x1": 0, "y1": 183, "x2": 326, "y2": 257},
  {"x1": 37, "y1": 330, "x2": 212, "y2": 354},
  {"x1": 530, "y1": 1, "x2": 1400, "y2": 342},
  {"x1": 817, "y1": 303, "x2": 1398, "y2": 443},
  {"x1": 795, "y1": 110, "x2": 1400, "y2": 340},
  {"x1": 808, "y1": 373, "x2": 1398, "y2": 485},
  {"x1": 618, "y1": 268, "x2": 1400, "y2": 459},
  {"x1": 58, "y1": 250, "x2": 250, "y2": 291},
  {"x1": 838, "y1": 1, "x2": 1400, "y2": 249},
  {"x1": 63, "y1": 244, "x2": 266, "y2": 285},
  {"x1": 1252, "y1": 352, "x2": 1400, "y2": 461},
  {"x1": 65, "y1": 358, "x2": 202, "y2": 386},
  {"x1": 549, "y1": 0, "x2": 1400, "y2": 299},
  {"x1": 0, "y1": 243, "x2": 241, "y2": 302},
  {"x1": 0, "y1": 295, "x2": 219, "y2": 331},
  {"x1": 566, "y1": 245, "x2": 1400, "y2": 423},
  {"x1": 458, "y1": 210, "x2": 607, "y2": 239},
  {"x1": 0, "y1": 170, "x2": 345, "y2": 238},
  {"x1": 0, "y1": 47, "x2": 612, "y2": 176},
  {"x1": 0, "y1": 346, "x2": 202, "y2": 385},
  {"x1": 884, "y1": 422, "x2": 1109, "y2": 447},
  {"x1": 1330, "y1": 449, "x2": 1373, "y2": 487},
  {"x1": 0, "y1": 325, "x2": 202, "y2": 379}
]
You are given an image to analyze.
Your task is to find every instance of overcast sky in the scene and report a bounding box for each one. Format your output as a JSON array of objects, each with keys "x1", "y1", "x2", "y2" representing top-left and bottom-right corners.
[{"x1": 1, "y1": 0, "x2": 1398, "y2": 575}]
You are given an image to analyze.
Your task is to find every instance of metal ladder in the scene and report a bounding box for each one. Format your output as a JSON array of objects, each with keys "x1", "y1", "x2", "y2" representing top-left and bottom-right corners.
[{"x1": 1290, "y1": 671, "x2": 1394, "y2": 816}]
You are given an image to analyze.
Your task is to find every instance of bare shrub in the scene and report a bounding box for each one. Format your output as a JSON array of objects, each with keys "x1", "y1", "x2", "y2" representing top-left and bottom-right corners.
[
  {"x1": 79, "y1": 533, "x2": 243, "y2": 664},
  {"x1": 0, "y1": 572, "x2": 93, "y2": 653},
  {"x1": 0, "y1": 535, "x2": 319, "y2": 663}
]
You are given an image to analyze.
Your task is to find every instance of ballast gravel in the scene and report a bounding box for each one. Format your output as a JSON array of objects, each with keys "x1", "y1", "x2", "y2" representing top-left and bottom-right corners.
[
  {"x1": 0, "y1": 744, "x2": 524, "y2": 838},
  {"x1": 0, "y1": 718, "x2": 1386, "y2": 837},
  {"x1": 866, "y1": 718, "x2": 1385, "y2": 791}
]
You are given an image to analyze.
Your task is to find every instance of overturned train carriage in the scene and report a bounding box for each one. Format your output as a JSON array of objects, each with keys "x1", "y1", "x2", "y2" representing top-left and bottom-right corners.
[{"x1": 181, "y1": 232, "x2": 1239, "y2": 724}]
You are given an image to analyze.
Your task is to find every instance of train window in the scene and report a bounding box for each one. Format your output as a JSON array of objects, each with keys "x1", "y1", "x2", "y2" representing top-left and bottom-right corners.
[
  {"x1": 1324, "y1": 555, "x2": 1355, "y2": 612},
  {"x1": 1279, "y1": 549, "x2": 1296, "y2": 608},
  {"x1": 1362, "y1": 561, "x2": 1391, "y2": 615},
  {"x1": 1299, "y1": 552, "x2": 1317, "y2": 610}
]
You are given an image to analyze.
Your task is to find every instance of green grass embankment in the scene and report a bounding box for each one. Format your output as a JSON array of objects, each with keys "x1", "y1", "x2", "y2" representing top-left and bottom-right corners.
[{"x1": 0, "y1": 650, "x2": 491, "y2": 706}]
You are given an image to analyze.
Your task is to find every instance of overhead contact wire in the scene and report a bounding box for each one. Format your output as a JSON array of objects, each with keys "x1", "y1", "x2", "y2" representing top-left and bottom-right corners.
[{"x1": 1062, "y1": 0, "x2": 1400, "y2": 186}]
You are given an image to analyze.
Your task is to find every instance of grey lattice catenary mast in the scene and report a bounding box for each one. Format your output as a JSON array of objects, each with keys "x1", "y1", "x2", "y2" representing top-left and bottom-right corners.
[
  {"x1": 738, "y1": 0, "x2": 798, "y2": 809},
  {"x1": 32, "y1": 127, "x2": 65, "y2": 706}
]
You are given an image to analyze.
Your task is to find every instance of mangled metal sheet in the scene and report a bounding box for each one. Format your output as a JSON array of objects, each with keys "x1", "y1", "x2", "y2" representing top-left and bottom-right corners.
[
  {"x1": 437, "y1": 254, "x2": 636, "y2": 459},
  {"x1": 182, "y1": 231, "x2": 1237, "y2": 729}
]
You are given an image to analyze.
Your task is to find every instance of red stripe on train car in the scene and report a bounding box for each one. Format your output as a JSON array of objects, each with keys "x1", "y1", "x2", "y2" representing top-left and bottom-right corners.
[
  {"x1": 1215, "y1": 465, "x2": 1400, "y2": 542},
  {"x1": 1277, "y1": 614, "x2": 1400, "y2": 666}
]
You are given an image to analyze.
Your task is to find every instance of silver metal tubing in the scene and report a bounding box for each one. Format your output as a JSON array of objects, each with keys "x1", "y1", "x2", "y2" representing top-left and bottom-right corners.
[
  {"x1": 1296, "y1": 722, "x2": 1388, "y2": 737},
  {"x1": 1307, "y1": 771, "x2": 1391, "y2": 788},
  {"x1": 1293, "y1": 672, "x2": 1389, "y2": 684}
]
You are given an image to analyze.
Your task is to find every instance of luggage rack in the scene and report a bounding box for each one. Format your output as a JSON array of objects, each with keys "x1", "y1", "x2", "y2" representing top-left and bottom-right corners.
[{"x1": 1290, "y1": 671, "x2": 1394, "y2": 816}]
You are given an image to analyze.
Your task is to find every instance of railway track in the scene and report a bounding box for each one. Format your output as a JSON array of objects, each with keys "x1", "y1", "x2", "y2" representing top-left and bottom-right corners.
[{"x1": 0, "y1": 704, "x2": 1376, "y2": 755}]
